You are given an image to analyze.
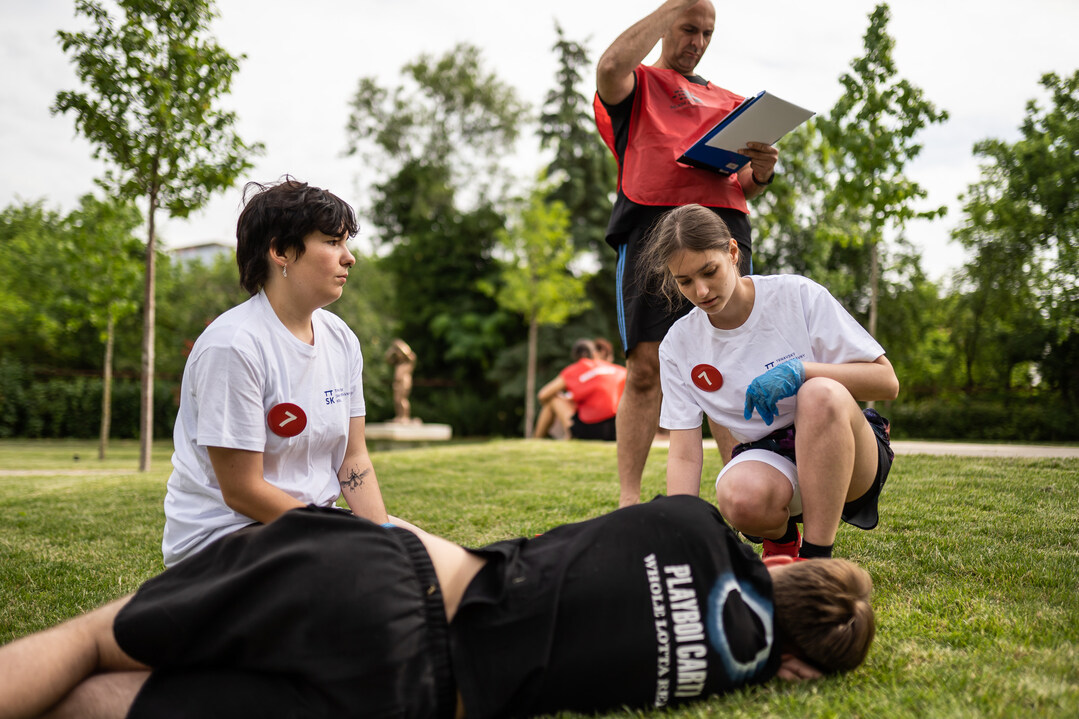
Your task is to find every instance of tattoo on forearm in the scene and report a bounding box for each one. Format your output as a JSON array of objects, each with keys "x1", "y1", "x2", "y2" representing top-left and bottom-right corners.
[{"x1": 341, "y1": 467, "x2": 369, "y2": 492}]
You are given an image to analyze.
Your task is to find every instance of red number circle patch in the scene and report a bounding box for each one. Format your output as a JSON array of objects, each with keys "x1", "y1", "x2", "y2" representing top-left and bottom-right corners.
[
  {"x1": 267, "y1": 402, "x2": 307, "y2": 438},
  {"x1": 691, "y1": 364, "x2": 723, "y2": 392}
]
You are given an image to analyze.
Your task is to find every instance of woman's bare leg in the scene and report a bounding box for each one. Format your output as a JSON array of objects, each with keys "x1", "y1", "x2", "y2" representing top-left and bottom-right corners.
[{"x1": 794, "y1": 378, "x2": 879, "y2": 547}]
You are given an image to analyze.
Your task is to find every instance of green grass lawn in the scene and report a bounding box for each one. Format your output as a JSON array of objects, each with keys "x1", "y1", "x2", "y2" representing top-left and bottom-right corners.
[{"x1": 1, "y1": 439, "x2": 1077, "y2": 718}]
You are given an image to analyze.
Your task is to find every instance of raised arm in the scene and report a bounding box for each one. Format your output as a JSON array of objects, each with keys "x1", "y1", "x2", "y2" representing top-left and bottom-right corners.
[{"x1": 596, "y1": 0, "x2": 701, "y2": 104}]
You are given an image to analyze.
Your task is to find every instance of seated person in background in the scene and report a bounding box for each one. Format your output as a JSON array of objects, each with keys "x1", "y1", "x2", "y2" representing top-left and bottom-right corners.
[
  {"x1": 534, "y1": 338, "x2": 627, "y2": 441},
  {"x1": 0, "y1": 495, "x2": 875, "y2": 719},
  {"x1": 594, "y1": 336, "x2": 617, "y2": 363}
]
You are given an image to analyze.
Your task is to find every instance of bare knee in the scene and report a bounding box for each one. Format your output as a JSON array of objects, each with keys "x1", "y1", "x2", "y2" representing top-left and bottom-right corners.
[
  {"x1": 625, "y1": 345, "x2": 661, "y2": 394},
  {"x1": 716, "y1": 473, "x2": 787, "y2": 531},
  {"x1": 796, "y1": 378, "x2": 854, "y2": 424}
]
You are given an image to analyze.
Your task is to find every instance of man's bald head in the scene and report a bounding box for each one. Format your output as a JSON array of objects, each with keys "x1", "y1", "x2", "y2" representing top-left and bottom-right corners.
[{"x1": 656, "y1": 1, "x2": 716, "y2": 76}]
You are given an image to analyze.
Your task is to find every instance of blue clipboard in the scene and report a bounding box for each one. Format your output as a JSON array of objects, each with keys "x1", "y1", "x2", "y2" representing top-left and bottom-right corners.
[{"x1": 677, "y1": 91, "x2": 814, "y2": 175}]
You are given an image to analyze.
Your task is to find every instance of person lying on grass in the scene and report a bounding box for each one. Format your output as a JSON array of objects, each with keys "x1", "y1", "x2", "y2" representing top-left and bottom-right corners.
[
  {"x1": 0, "y1": 495, "x2": 874, "y2": 719},
  {"x1": 639, "y1": 204, "x2": 900, "y2": 561}
]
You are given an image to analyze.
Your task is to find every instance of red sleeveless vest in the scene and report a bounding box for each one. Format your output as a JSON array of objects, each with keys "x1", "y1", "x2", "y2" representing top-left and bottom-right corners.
[{"x1": 594, "y1": 65, "x2": 748, "y2": 213}]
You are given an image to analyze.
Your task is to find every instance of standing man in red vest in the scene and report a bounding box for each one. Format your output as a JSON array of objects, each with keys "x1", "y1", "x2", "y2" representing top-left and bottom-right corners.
[{"x1": 595, "y1": 0, "x2": 779, "y2": 508}]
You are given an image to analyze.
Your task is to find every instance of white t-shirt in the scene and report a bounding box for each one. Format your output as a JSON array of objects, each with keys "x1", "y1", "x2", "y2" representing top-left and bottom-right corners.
[
  {"x1": 659, "y1": 275, "x2": 884, "y2": 444},
  {"x1": 162, "y1": 291, "x2": 366, "y2": 566}
]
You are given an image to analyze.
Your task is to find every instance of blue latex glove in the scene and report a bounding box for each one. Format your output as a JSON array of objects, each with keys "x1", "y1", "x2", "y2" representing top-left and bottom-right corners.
[{"x1": 743, "y1": 360, "x2": 805, "y2": 426}]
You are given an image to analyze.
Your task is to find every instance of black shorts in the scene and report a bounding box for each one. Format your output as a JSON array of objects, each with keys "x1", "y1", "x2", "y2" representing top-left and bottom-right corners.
[
  {"x1": 614, "y1": 207, "x2": 751, "y2": 354},
  {"x1": 730, "y1": 409, "x2": 894, "y2": 530},
  {"x1": 569, "y1": 414, "x2": 617, "y2": 441},
  {"x1": 117, "y1": 507, "x2": 455, "y2": 719}
]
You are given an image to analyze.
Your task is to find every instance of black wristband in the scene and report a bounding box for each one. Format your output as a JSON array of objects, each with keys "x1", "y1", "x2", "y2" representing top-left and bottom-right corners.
[{"x1": 752, "y1": 171, "x2": 775, "y2": 186}]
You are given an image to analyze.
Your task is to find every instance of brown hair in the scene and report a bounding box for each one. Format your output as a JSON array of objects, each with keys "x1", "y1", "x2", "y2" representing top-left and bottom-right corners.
[
  {"x1": 636, "y1": 204, "x2": 738, "y2": 310},
  {"x1": 571, "y1": 338, "x2": 596, "y2": 360},
  {"x1": 771, "y1": 559, "x2": 875, "y2": 674},
  {"x1": 593, "y1": 337, "x2": 614, "y2": 362}
]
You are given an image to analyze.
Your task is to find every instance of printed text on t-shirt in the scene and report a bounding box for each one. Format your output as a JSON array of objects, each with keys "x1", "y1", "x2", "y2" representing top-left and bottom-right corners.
[{"x1": 644, "y1": 554, "x2": 710, "y2": 707}]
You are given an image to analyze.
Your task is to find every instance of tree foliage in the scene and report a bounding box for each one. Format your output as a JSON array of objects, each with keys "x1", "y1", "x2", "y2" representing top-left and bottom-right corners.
[
  {"x1": 537, "y1": 24, "x2": 621, "y2": 357},
  {"x1": 483, "y1": 181, "x2": 592, "y2": 436},
  {"x1": 952, "y1": 70, "x2": 1079, "y2": 403},
  {"x1": 61, "y1": 196, "x2": 144, "y2": 342},
  {"x1": 539, "y1": 24, "x2": 617, "y2": 254},
  {"x1": 345, "y1": 44, "x2": 529, "y2": 434},
  {"x1": 60, "y1": 194, "x2": 144, "y2": 457},
  {"x1": 753, "y1": 3, "x2": 951, "y2": 409},
  {"x1": 54, "y1": 0, "x2": 259, "y2": 218},
  {"x1": 0, "y1": 202, "x2": 68, "y2": 362},
  {"x1": 815, "y1": 3, "x2": 948, "y2": 335},
  {"x1": 53, "y1": 0, "x2": 261, "y2": 469}
]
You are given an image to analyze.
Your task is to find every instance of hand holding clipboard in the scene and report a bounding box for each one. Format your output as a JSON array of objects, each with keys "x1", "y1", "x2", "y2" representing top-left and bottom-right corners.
[{"x1": 678, "y1": 91, "x2": 814, "y2": 175}]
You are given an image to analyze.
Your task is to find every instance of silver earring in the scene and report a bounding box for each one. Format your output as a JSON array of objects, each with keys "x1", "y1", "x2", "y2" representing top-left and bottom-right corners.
[{"x1": 282, "y1": 265, "x2": 287, "y2": 278}]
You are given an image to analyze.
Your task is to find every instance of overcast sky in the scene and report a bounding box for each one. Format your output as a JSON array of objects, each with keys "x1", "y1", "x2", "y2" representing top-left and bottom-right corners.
[{"x1": 3, "y1": 0, "x2": 1078, "y2": 280}]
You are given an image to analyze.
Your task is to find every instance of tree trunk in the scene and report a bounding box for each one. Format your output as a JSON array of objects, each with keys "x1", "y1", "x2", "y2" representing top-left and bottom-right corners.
[
  {"x1": 139, "y1": 190, "x2": 159, "y2": 472},
  {"x1": 98, "y1": 313, "x2": 114, "y2": 461},
  {"x1": 524, "y1": 315, "x2": 538, "y2": 438}
]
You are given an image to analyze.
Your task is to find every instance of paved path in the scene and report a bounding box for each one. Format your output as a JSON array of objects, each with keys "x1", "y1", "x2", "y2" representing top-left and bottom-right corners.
[
  {"x1": 2, "y1": 441, "x2": 1077, "y2": 478},
  {"x1": 650, "y1": 437, "x2": 1079, "y2": 458},
  {"x1": 890, "y1": 440, "x2": 1079, "y2": 458}
]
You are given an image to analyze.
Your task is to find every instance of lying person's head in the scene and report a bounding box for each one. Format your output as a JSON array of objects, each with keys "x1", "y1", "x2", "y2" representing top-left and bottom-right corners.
[{"x1": 768, "y1": 557, "x2": 876, "y2": 673}]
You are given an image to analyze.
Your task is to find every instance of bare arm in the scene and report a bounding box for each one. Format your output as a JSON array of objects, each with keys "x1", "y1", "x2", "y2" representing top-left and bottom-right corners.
[
  {"x1": 803, "y1": 355, "x2": 900, "y2": 402},
  {"x1": 596, "y1": 0, "x2": 700, "y2": 104},
  {"x1": 666, "y1": 426, "x2": 705, "y2": 497},
  {"x1": 537, "y1": 374, "x2": 568, "y2": 404},
  {"x1": 208, "y1": 446, "x2": 306, "y2": 525},
  {"x1": 337, "y1": 415, "x2": 389, "y2": 525}
]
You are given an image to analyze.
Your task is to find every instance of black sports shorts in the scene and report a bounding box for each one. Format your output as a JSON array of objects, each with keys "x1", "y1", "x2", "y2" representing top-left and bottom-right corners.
[
  {"x1": 570, "y1": 414, "x2": 617, "y2": 441},
  {"x1": 614, "y1": 207, "x2": 751, "y2": 354},
  {"x1": 116, "y1": 506, "x2": 455, "y2": 719}
]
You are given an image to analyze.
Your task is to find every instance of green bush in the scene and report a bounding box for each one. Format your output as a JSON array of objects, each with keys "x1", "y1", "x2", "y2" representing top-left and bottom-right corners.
[
  {"x1": 888, "y1": 395, "x2": 1079, "y2": 442},
  {"x1": 0, "y1": 357, "x2": 28, "y2": 439},
  {"x1": 0, "y1": 361, "x2": 179, "y2": 440},
  {"x1": 410, "y1": 382, "x2": 521, "y2": 438}
]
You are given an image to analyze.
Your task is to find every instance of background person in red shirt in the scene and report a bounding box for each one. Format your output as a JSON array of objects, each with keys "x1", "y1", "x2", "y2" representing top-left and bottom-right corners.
[{"x1": 535, "y1": 339, "x2": 627, "y2": 441}]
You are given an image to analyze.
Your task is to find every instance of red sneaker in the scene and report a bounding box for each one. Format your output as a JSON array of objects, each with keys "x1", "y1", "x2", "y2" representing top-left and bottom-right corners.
[{"x1": 762, "y1": 527, "x2": 801, "y2": 560}]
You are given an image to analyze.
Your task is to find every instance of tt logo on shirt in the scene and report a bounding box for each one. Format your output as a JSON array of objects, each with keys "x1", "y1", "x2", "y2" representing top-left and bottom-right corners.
[{"x1": 323, "y1": 387, "x2": 351, "y2": 405}]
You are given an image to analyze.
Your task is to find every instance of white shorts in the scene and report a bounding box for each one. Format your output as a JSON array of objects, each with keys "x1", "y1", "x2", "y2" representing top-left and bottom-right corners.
[{"x1": 715, "y1": 448, "x2": 802, "y2": 517}]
